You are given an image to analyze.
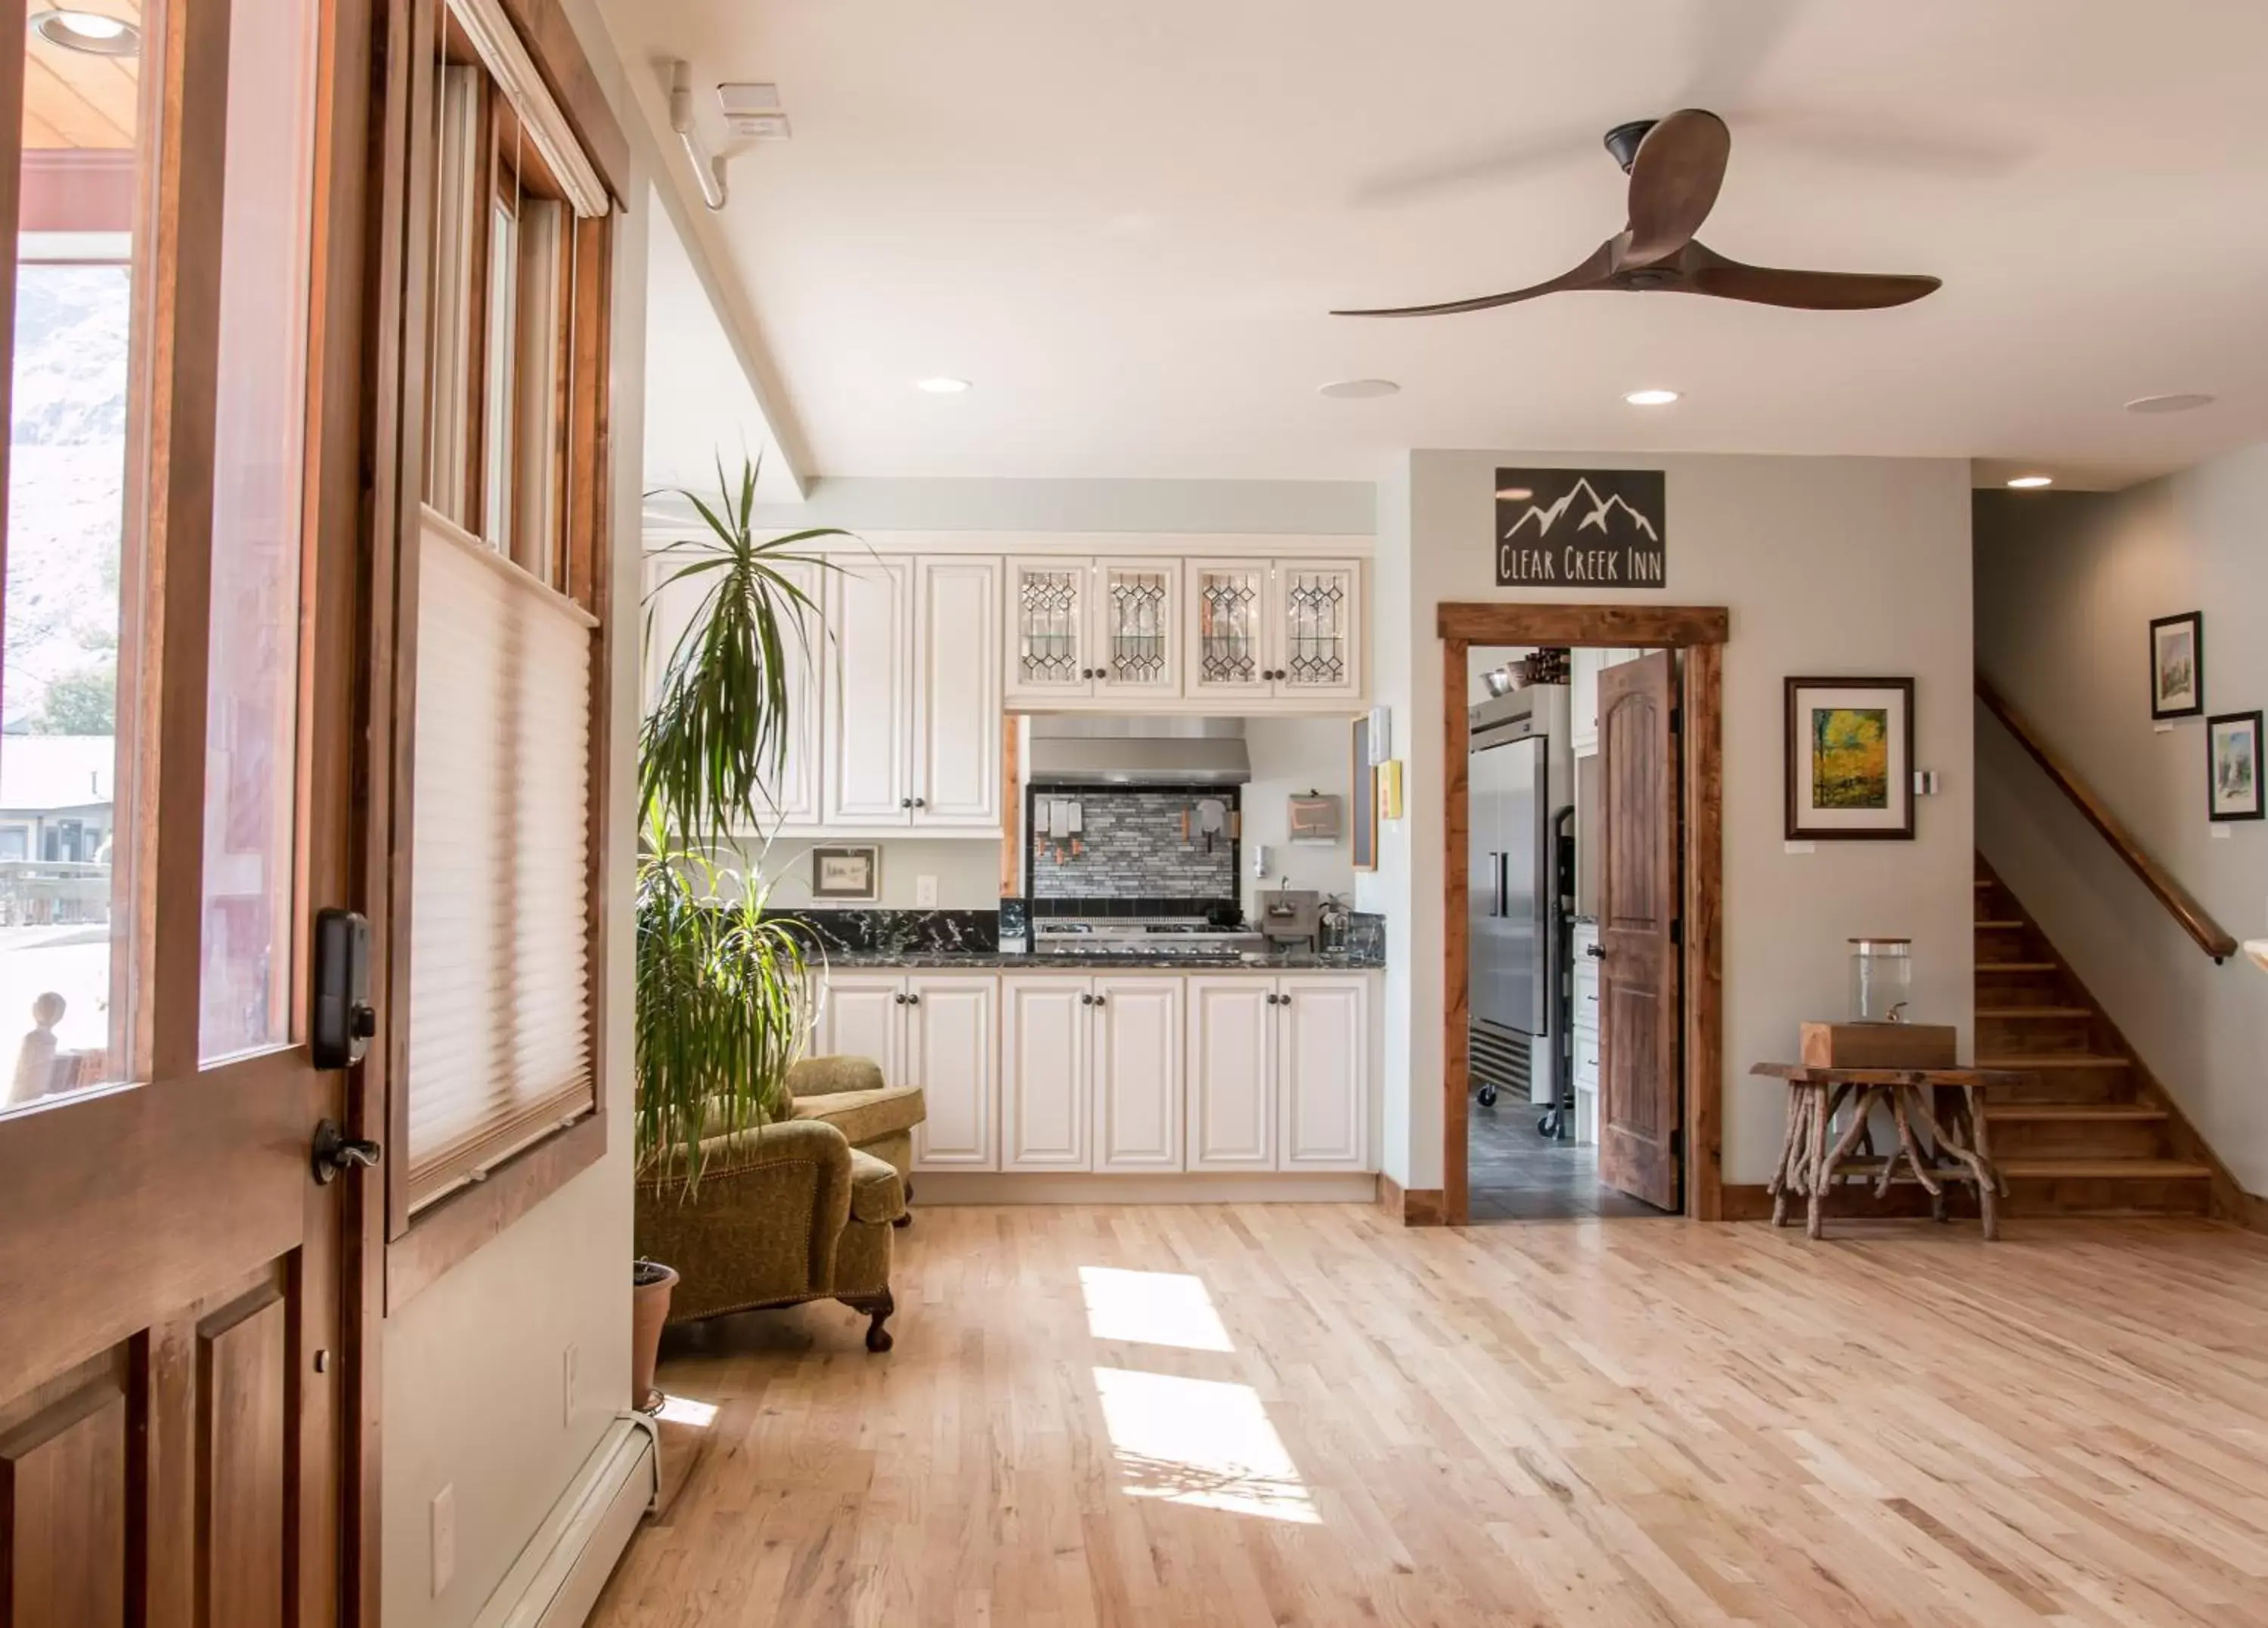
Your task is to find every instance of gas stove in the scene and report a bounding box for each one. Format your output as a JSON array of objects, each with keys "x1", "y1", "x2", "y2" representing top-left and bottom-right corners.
[{"x1": 1030, "y1": 916, "x2": 1262, "y2": 959}]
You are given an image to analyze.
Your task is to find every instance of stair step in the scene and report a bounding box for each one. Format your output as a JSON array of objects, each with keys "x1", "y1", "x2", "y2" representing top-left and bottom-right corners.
[
  {"x1": 1978, "y1": 1006, "x2": 2092, "y2": 1019},
  {"x1": 1997, "y1": 1159, "x2": 2212, "y2": 1181},
  {"x1": 1975, "y1": 919, "x2": 2026, "y2": 930},
  {"x1": 1977, "y1": 961, "x2": 2057, "y2": 973},
  {"x1": 1984, "y1": 1104, "x2": 2164, "y2": 1122},
  {"x1": 1983, "y1": 1054, "x2": 2130, "y2": 1070}
]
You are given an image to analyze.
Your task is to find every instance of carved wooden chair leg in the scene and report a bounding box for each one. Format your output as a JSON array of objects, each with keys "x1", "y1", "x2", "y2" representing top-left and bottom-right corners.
[{"x1": 844, "y1": 1289, "x2": 896, "y2": 1353}]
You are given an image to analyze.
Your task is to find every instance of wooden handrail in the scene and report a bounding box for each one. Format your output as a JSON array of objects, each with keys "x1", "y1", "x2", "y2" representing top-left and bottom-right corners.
[{"x1": 1976, "y1": 673, "x2": 2238, "y2": 962}]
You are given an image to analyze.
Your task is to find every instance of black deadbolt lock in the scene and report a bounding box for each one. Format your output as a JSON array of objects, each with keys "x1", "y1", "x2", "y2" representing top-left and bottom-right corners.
[{"x1": 312, "y1": 908, "x2": 376, "y2": 1069}]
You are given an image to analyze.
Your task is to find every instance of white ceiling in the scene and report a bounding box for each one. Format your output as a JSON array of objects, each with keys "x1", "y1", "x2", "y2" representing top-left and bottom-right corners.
[{"x1": 604, "y1": 0, "x2": 2268, "y2": 488}]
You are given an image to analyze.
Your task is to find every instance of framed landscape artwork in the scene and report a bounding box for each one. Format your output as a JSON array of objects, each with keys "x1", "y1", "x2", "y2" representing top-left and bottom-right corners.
[
  {"x1": 1785, "y1": 677, "x2": 1916, "y2": 840},
  {"x1": 2150, "y1": 611, "x2": 2204, "y2": 720},
  {"x1": 2207, "y1": 710, "x2": 2263, "y2": 823}
]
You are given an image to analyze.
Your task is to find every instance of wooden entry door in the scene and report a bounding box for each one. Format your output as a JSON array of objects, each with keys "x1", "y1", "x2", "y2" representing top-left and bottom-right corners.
[
  {"x1": 0, "y1": 0, "x2": 372, "y2": 1619},
  {"x1": 1597, "y1": 651, "x2": 1681, "y2": 1210}
]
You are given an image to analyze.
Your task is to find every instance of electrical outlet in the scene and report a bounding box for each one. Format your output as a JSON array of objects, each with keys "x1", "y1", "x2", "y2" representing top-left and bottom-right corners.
[
  {"x1": 916, "y1": 874, "x2": 938, "y2": 908},
  {"x1": 431, "y1": 1484, "x2": 457, "y2": 1596},
  {"x1": 562, "y1": 1342, "x2": 578, "y2": 1428}
]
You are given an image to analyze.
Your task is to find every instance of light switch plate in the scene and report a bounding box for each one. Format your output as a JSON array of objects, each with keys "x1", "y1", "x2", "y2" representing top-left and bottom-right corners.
[
  {"x1": 916, "y1": 874, "x2": 938, "y2": 908},
  {"x1": 1783, "y1": 840, "x2": 1816, "y2": 855},
  {"x1": 562, "y1": 1343, "x2": 578, "y2": 1428},
  {"x1": 2212, "y1": 825, "x2": 2232, "y2": 840},
  {"x1": 431, "y1": 1484, "x2": 457, "y2": 1596}
]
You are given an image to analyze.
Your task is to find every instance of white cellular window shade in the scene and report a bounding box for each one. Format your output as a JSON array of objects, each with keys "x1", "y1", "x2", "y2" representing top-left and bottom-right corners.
[{"x1": 406, "y1": 506, "x2": 597, "y2": 1210}]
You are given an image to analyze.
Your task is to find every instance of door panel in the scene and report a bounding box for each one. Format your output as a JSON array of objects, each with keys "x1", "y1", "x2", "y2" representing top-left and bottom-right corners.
[
  {"x1": 1278, "y1": 976, "x2": 1366, "y2": 1169},
  {"x1": 1597, "y1": 651, "x2": 1680, "y2": 1211},
  {"x1": 1271, "y1": 562, "x2": 1362, "y2": 700},
  {"x1": 1183, "y1": 562, "x2": 1271, "y2": 701},
  {"x1": 823, "y1": 559, "x2": 912, "y2": 824},
  {"x1": 1092, "y1": 976, "x2": 1182, "y2": 1170},
  {"x1": 818, "y1": 974, "x2": 906, "y2": 1088},
  {"x1": 913, "y1": 558, "x2": 1002, "y2": 826},
  {"x1": 1185, "y1": 977, "x2": 1274, "y2": 1169},
  {"x1": 907, "y1": 976, "x2": 997, "y2": 1170},
  {"x1": 765, "y1": 557, "x2": 825, "y2": 828},
  {"x1": 1004, "y1": 557, "x2": 1092, "y2": 703},
  {"x1": 1092, "y1": 559, "x2": 1179, "y2": 699},
  {"x1": 1001, "y1": 975, "x2": 1088, "y2": 1169}
]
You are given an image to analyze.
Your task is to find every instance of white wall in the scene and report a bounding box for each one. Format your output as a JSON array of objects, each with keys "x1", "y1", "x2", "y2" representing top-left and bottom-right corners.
[
  {"x1": 748, "y1": 835, "x2": 1002, "y2": 911},
  {"x1": 380, "y1": 9, "x2": 645, "y2": 1623},
  {"x1": 1241, "y1": 717, "x2": 1359, "y2": 920},
  {"x1": 1371, "y1": 450, "x2": 1975, "y2": 1193},
  {"x1": 1975, "y1": 453, "x2": 2268, "y2": 1193}
]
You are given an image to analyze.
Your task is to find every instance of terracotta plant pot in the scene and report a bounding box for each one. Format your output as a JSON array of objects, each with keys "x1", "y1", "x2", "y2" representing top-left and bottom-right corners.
[{"x1": 631, "y1": 1259, "x2": 678, "y2": 1413}]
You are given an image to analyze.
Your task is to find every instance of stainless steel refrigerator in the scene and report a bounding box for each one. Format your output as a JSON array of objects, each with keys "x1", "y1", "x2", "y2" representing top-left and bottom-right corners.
[{"x1": 1469, "y1": 683, "x2": 1572, "y2": 1109}]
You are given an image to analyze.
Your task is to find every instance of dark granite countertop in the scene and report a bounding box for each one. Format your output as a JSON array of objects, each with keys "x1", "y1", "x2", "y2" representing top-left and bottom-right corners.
[{"x1": 810, "y1": 949, "x2": 1385, "y2": 972}]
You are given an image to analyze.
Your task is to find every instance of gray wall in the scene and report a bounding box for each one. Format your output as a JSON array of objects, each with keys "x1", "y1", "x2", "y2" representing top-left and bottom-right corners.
[
  {"x1": 1975, "y1": 450, "x2": 2268, "y2": 1193},
  {"x1": 1359, "y1": 450, "x2": 1976, "y2": 1192}
]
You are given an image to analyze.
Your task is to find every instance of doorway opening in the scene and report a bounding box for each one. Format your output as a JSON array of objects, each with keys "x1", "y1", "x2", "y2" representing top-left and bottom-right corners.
[{"x1": 1439, "y1": 605, "x2": 1728, "y2": 1228}]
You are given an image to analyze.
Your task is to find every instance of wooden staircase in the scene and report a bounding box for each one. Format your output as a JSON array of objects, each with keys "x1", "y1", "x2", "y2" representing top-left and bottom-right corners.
[{"x1": 1975, "y1": 859, "x2": 2218, "y2": 1216}]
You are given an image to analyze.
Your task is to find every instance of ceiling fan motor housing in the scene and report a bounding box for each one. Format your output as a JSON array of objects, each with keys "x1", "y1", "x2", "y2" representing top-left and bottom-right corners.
[{"x1": 1603, "y1": 119, "x2": 1659, "y2": 172}]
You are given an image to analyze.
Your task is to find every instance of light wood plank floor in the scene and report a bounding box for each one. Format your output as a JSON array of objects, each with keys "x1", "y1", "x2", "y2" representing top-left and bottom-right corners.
[{"x1": 592, "y1": 1206, "x2": 2268, "y2": 1627}]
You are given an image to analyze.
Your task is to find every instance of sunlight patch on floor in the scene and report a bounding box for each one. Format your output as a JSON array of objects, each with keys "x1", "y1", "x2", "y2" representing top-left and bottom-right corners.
[
  {"x1": 1092, "y1": 1366, "x2": 1319, "y2": 1524},
  {"x1": 654, "y1": 1394, "x2": 718, "y2": 1428},
  {"x1": 1079, "y1": 1265, "x2": 1235, "y2": 1352}
]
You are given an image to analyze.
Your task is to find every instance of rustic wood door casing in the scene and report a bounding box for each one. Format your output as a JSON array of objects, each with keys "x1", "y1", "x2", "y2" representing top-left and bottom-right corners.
[
  {"x1": 0, "y1": 0, "x2": 378, "y2": 1618},
  {"x1": 1596, "y1": 651, "x2": 1681, "y2": 1211}
]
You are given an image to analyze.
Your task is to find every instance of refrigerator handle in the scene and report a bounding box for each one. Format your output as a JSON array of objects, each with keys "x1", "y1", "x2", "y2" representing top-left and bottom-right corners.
[{"x1": 1495, "y1": 852, "x2": 1510, "y2": 919}]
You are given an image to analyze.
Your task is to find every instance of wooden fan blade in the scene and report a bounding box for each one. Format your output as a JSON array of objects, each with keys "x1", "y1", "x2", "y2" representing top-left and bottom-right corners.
[
  {"x1": 1625, "y1": 109, "x2": 1730, "y2": 265},
  {"x1": 1332, "y1": 240, "x2": 1616, "y2": 317},
  {"x1": 1684, "y1": 243, "x2": 1940, "y2": 309}
]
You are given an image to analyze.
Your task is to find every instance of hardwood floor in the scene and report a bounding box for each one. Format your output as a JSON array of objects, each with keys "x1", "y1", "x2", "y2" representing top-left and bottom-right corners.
[{"x1": 593, "y1": 1206, "x2": 2268, "y2": 1627}]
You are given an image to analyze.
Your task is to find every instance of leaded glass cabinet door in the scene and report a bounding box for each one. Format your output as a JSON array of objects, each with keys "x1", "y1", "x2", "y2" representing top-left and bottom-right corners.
[
  {"x1": 1269, "y1": 560, "x2": 1363, "y2": 700},
  {"x1": 1005, "y1": 557, "x2": 1095, "y2": 702},
  {"x1": 1093, "y1": 559, "x2": 1182, "y2": 698},
  {"x1": 1184, "y1": 560, "x2": 1272, "y2": 701}
]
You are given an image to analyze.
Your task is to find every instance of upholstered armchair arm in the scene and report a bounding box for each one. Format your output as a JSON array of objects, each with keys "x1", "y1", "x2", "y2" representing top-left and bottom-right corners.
[
  {"x1": 787, "y1": 1054, "x2": 888, "y2": 1100},
  {"x1": 633, "y1": 1118, "x2": 855, "y2": 1321}
]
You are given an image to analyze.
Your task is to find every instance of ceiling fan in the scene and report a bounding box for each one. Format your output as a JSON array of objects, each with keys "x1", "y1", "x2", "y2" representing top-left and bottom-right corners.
[{"x1": 1332, "y1": 110, "x2": 1942, "y2": 318}]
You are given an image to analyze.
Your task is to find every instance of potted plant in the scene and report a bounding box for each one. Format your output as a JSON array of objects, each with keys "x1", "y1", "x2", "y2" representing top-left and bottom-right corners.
[{"x1": 629, "y1": 457, "x2": 846, "y2": 1408}]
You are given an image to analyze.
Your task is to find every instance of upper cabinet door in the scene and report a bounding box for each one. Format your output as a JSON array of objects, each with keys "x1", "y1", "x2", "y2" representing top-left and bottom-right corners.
[
  {"x1": 1270, "y1": 561, "x2": 1364, "y2": 701},
  {"x1": 824, "y1": 558, "x2": 912, "y2": 825},
  {"x1": 914, "y1": 558, "x2": 1003, "y2": 826},
  {"x1": 1278, "y1": 976, "x2": 1368, "y2": 1170},
  {"x1": 764, "y1": 555, "x2": 826, "y2": 828},
  {"x1": 1092, "y1": 560, "x2": 1181, "y2": 700},
  {"x1": 1184, "y1": 561, "x2": 1273, "y2": 701},
  {"x1": 1005, "y1": 557, "x2": 1095, "y2": 703},
  {"x1": 1092, "y1": 976, "x2": 1184, "y2": 1171}
]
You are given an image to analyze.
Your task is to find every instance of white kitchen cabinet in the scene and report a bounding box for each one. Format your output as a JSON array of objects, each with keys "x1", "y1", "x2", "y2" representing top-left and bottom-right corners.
[
  {"x1": 1004, "y1": 557, "x2": 1097, "y2": 704},
  {"x1": 1278, "y1": 975, "x2": 1368, "y2": 1169},
  {"x1": 823, "y1": 559, "x2": 912, "y2": 825},
  {"x1": 1183, "y1": 561, "x2": 1272, "y2": 703},
  {"x1": 913, "y1": 558, "x2": 1003, "y2": 827},
  {"x1": 1184, "y1": 559, "x2": 1364, "y2": 704},
  {"x1": 1002, "y1": 975, "x2": 1090, "y2": 1169},
  {"x1": 1005, "y1": 556, "x2": 1186, "y2": 706},
  {"x1": 1095, "y1": 560, "x2": 1181, "y2": 699},
  {"x1": 1186, "y1": 976, "x2": 1277, "y2": 1170},
  {"x1": 811, "y1": 971, "x2": 999, "y2": 1171},
  {"x1": 1092, "y1": 976, "x2": 1184, "y2": 1170}
]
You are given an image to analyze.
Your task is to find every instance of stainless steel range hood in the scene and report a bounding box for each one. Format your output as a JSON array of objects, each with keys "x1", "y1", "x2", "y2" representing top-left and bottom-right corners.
[{"x1": 1027, "y1": 715, "x2": 1250, "y2": 786}]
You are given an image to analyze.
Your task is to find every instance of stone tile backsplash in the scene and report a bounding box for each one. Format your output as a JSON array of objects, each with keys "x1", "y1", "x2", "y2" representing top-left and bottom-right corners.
[{"x1": 1030, "y1": 789, "x2": 1238, "y2": 902}]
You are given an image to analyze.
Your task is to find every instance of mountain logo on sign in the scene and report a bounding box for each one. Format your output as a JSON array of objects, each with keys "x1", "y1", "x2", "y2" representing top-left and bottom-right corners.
[{"x1": 1501, "y1": 477, "x2": 1659, "y2": 545}]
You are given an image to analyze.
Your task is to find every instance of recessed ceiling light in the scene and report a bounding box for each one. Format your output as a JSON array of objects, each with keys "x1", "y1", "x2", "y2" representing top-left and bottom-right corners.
[
  {"x1": 32, "y1": 8, "x2": 139, "y2": 54},
  {"x1": 914, "y1": 377, "x2": 971, "y2": 395},
  {"x1": 2125, "y1": 392, "x2": 2215, "y2": 415},
  {"x1": 1624, "y1": 388, "x2": 1681, "y2": 407},
  {"x1": 2006, "y1": 475, "x2": 2054, "y2": 489},
  {"x1": 1318, "y1": 379, "x2": 1399, "y2": 399}
]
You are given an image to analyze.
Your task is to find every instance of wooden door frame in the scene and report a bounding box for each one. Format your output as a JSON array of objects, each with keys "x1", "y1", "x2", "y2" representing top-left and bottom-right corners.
[{"x1": 1438, "y1": 604, "x2": 1727, "y2": 1227}]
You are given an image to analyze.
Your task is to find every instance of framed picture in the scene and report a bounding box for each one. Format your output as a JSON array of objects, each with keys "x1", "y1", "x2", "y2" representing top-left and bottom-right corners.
[
  {"x1": 810, "y1": 844, "x2": 880, "y2": 902},
  {"x1": 1784, "y1": 677, "x2": 1916, "y2": 840},
  {"x1": 2207, "y1": 710, "x2": 2263, "y2": 823},
  {"x1": 2150, "y1": 611, "x2": 2204, "y2": 720},
  {"x1": 1350, "y1": 715, "x2": 1377, "y2": 871}
]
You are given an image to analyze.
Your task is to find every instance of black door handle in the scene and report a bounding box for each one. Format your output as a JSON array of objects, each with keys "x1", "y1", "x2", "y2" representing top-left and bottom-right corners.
[
  {"x1": 1585, "y1": 942, "x2": 1606, "y2": 960},
  {"x1": 311, "y1": 1119, "x2": 381, "y2": 1186}
]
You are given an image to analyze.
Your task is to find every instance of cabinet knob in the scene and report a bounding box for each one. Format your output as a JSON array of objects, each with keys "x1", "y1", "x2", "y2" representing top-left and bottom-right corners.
[
  {"x1": 906, "y1": 992, "x2": 922, "y2": 1006},
  {"x1": 900, "y1": 797, "x2": 912, "y2": 809},
  {"x1": 913, "y1": 797, "x2": 926, "y2": 809},
  {"x1": 1092, "y1": 995, "x2": 1106, "y2": 1008},
  {"x1": 1080, "y1": 993, "x2": 1094, "y2": 1006}
]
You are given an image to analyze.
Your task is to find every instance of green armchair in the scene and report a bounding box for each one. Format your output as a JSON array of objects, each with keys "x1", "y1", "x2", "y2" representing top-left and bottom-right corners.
[
  {"x1": 634, "y1": 1117, "x2": 903, "y2": 1352},
  {"x1": 783, "y1": 1055, "x2": 927, "y2": 1221}
]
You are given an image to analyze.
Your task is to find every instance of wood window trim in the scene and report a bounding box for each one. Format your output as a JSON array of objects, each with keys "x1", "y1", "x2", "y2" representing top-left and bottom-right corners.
[
  {"x1": 1436, "y1": 603, "x2": 1727, "y2": 1227},
  {"x1": 373, "y1": 0, "x2": 620, "y2": 1301}
]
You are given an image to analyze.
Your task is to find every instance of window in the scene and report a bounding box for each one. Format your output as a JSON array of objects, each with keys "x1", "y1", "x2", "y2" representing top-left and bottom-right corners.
[{"x1": 398, "y1": 0, "x2": 613, "y2": 1219}]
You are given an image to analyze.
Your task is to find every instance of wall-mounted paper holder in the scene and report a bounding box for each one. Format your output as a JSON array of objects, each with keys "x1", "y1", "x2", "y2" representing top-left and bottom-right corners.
[{"x1": 1288, "y1": 790, "x2": 1341, "y2": 843}]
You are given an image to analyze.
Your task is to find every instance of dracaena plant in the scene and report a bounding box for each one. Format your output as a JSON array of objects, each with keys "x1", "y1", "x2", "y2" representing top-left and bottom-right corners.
[{"x1": 634, "y1": 457, "x2": 847, "y2": 1196}]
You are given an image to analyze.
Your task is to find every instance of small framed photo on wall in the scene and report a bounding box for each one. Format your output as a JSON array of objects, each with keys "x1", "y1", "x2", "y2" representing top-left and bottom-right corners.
[
  {"x1": 810, "y1": 844, "x2": 881, "y2": 902},
  {"x1": 1784, "y1": 676, "x2": 1916, "y2": 840},
  {"x1": 2206, "y1": 710, "x2": 2263, "y2": 823},
  {"x1": 2150, "y1": 611, "x2": 2204, "y2": 721}
]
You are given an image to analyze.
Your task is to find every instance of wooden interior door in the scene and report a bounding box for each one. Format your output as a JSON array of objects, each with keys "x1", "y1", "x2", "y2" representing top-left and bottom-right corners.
[
  {"x1": 0, "y1": 0, "x2": 373, "y2": 1618},
  {"x1": 1597, "y1": 651, "x2": 1681, "y2": 1211}
]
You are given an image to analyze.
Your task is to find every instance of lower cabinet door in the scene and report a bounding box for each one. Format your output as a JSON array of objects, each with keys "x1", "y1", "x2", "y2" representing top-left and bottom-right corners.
[
  {"x1": 1092, "y1": 976, "x2": 1184, "y2": 1171},
  {"x1": 1185, "y1": 976, "x2": 1276, "y2": 1170},
  {"x1": 908, "y1": 975, "x2": 999, "y2": 1170},
  {"x1": 1002, "y1": 975, "x2": 1090, "y2": 1169},
  {"x1": 816, "y1": 973, "x2": 906, "y2": 1087},
  {"x1": 1278, "y1": 975, "x2": 1368, "y2": 1169}
]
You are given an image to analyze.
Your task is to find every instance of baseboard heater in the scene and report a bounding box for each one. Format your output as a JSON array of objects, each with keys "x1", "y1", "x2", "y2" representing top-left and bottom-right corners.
[{"x1": 473, "y1": 1413, "x2": 659, "y2": 1628}]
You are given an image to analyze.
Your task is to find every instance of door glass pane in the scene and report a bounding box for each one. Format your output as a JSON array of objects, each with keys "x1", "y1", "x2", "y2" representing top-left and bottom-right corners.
[
  {"x1": 1281, "y1": 569, "x2": 1349, "y2": 688},
  {"x1": 1, "y1": 1, "x2": 156, "y2": 1107},
  {"x1": 1102, "y1": 567, "x2": 1170, "y2": 686},
  {"x1": 1195, "y1": 568, "x2": 1262, "y2": 686},
  {"x1": 199, "y1": 0, "x2": 319, "y2": 1060},
  {"x1": 1015, "y1": 565, "x2": 1083, "y2": 686}
]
